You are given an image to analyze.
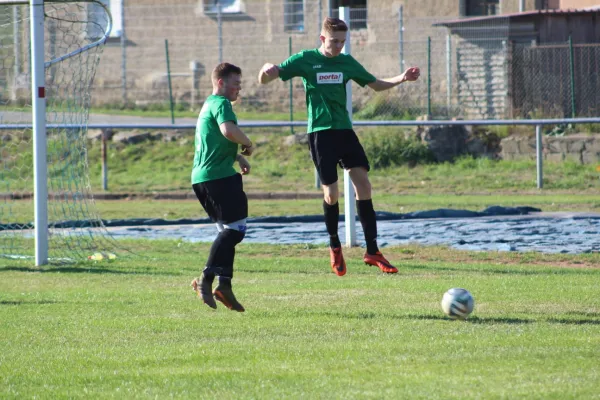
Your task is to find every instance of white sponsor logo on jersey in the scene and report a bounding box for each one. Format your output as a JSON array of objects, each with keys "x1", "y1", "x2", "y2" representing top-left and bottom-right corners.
[
  {"x1": 317, "y1": 72, "x2": 343, "y2": 84},
  {"x1": 313, "y1": 64, "x2": 322, "y2": 69}
]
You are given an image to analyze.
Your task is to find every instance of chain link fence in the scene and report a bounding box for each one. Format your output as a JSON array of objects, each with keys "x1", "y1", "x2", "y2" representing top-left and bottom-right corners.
[{"x1": 2, "y1": 1, "x2": 599, "y2": 121}]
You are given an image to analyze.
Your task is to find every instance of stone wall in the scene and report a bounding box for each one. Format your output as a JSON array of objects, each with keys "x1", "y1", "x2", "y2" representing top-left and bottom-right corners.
[
  {"x1": 417, "y1": 125, "x2": 600, "y2": 164},
  {"x1": 500, "y1": 133, "x2": 600, "y2": 164}
]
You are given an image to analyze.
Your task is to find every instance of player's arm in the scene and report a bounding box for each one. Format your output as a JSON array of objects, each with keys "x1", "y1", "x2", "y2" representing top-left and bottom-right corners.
[
  {"x1": 235, "y1": 154, "x2": 251, "y2": 175},
  {"x1": 220, "y1": 121, "x2": 254, "y2": 156},
  {"x1": 367, "y1": 67, "x2": 420, "y2": 92},
  {"x1": 258, "y1": 63, "x2": 280, "y2": 84}
]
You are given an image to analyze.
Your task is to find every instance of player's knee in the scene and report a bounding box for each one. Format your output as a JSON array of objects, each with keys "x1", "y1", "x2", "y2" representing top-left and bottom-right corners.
[
  {"x1": 223, "y1": 218, "x2": 247, "y2": 243},
  {"x1": 227, "y1": 228, "x2": 245, "y2": 244},
  {"x1": 324, "y1": 193, "x2": 338, "y2": 205},
  {"x1": 355, "y1": 180, "x2": 371, "y2": 198}
]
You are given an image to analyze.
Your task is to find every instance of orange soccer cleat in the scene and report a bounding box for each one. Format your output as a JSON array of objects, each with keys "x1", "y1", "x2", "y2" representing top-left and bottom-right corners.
[
  {"x1": 191, "y1": 276, "x2": 217, "y2": 309},
  {"x1": 330, "y1": 247, "x2": 347, "y2": 276},
  {"x1": 363, "y1": 251, "x2": 398, "y2": 274},
  {"x1": 213, "y1": 285, "x2": 245, "y2": 312}
]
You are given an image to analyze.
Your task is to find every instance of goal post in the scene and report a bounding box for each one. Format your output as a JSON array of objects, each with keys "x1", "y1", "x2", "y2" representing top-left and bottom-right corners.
[
  {"x1": 31, "y1": 0, "x2": 48, "y2": 265},
  {"x1": 0, "y1": 0, "x2": 116, "y2": 265},
  {"x1": 339, "y1": 6, "x2": 357, "y2": 247}
]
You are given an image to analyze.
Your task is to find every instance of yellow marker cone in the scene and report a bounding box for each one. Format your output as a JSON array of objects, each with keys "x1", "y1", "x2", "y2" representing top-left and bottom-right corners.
[{"x1": 87, "y1": 252, "x2": 117, "y2": 261}]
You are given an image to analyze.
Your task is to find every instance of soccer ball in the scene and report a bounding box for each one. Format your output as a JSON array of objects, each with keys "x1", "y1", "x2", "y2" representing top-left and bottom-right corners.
[{"x1": 441, "y1": 288, "x2": 474, "y2": 320}]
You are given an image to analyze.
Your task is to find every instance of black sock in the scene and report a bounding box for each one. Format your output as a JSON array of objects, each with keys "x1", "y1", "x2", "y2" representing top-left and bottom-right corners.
[
  {"x1": 323, "y1": 201, "x2": 341, "y2": 248},
  {"x1": 205, "y1": 229, "x2": 245, "y2": 279},
  {"x1": 217, "y1": 276, "x2": 232, "y2": 288},
  {"x1": 201, "y1": 268, "x2": 215, "y2": 283},
  {"x1": 357, "y1": 199, "x2": 379, "y2": 254}
]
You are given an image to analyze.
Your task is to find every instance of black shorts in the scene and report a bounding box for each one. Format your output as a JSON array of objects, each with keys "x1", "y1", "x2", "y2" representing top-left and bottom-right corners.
[
  {"x1": 192, "y1": 173, "x2": 248, "y2": 224},
  {"x1": 308, "y1": 129, "x2": 370, "y2": 185}
]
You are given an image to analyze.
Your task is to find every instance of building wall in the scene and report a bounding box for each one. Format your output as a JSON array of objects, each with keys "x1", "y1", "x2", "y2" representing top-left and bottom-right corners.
[
  {"x1": 456, "y1": 40, "x2": 508, "y2": 119},
  {"x1": 559, "y1": 0, "x2": 600, "y2": 8},
  {"x1": 91, "y1": 0, "x2": 459, "y2": 111},
  {"x1": 90, "y1": 1, "x2": 599, "y2": 116},
  {"x1": 501, "y1": 0, "x2": 538, "y2": 13}
]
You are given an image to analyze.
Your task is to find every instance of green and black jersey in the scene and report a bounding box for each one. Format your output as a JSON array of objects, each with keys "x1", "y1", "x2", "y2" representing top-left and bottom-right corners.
[
  {"x1": 191, "y1": 94, "x2": 238, "y2": 184},
  {"x1": 278, "y1": 49, "x2": 376, "y2": 133}
]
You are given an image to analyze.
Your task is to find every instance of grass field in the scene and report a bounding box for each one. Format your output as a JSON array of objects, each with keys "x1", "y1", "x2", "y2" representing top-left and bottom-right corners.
[
  {"x1": 1, "y1": 242, "x2": 599, "y2": 398},
  {"x1": 3, "y1": 192, "x2": 600, "y2": 223},
  {"x1": 2, "y1": 123, "x2": 600, "y2": 397},
  {"x1": 2, "y1": 129, "x2": 600, "y2": 222}
]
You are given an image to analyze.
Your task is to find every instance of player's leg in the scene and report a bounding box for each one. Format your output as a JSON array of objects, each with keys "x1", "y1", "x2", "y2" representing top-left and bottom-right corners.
[
  {"x1": 309, "y1": 130, "x2": 346, "y2": 276},
  {"x1": 191, "y1": 182, "x2": 219, "y2": 309},
  {"x1": 210, "y1": 222, "x2": 246, "y2": 312},
  {"x1": 210, "y1": 173, "x2": 248, "y2": 312},
  {"x1": 342, "y1": 131, "x2": 398, "y2": 274}
]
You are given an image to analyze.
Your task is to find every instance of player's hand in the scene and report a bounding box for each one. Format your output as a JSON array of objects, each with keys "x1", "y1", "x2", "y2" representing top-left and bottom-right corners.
[
  {"x1": 262, "y1": 63, "x2": 279, "y2": 77},
  {"x1": 237, "y1": 155, "x2": 251, "y2": 175},
  {"x1": 402, "y1": 67, "x2": 420, "y2": 82},
  {"x1": 241, "y1": 142, "x2": 254, "y2": 156}
]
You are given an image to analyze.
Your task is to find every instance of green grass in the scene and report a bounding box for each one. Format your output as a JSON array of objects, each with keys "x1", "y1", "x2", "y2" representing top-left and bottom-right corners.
[
  {"x1": 1, "y1": 241, "x2": 599, "y2": 398},
  {"x1": 3, "y1": 193, "x2": 600, "y2": 223},
  {"x1": 84, "y1": 131, "x2": 600, "y2": 194},
  {"x1": 2, "y1": 129, "x2": 600, "y2": 194},
  {"x1": 2, "y1": 128, "x2": 600, "y2": 222}
]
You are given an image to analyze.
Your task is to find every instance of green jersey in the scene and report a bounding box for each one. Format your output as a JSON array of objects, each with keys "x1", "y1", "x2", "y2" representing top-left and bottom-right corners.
[
  {"x1": 191, "y1": 94, "x2": 239, "y2": 184},
  {"x1": 278, "y1": 49, "x2": 376, "y2": 133}
]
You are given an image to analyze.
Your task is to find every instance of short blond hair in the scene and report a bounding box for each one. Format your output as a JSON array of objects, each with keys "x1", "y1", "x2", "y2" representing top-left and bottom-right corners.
[{"x1": 322, "y1": 17, "x2": 348, "y2": 35}]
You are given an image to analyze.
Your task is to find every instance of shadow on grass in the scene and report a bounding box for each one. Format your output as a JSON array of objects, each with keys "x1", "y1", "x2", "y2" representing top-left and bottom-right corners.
[
  {"x1": 308, "y1": 311, "x2": 600, "y2": 325},
  {"x1": 0, "y1": 266, "x2": 180, "y2": 276},
  {"x1": 546, "y1": 318, "x2": 600, "y2": 325},
  {"x1": 565, "y1": 311, "x2": 600, "y2": 318},
  {"x1": 0, "y1": 300, "x2": 58, "y2": 306},
  {"x1": 314, "y1": 311, "x2": 535, "y2": 324},
  {"x1": 408, "y1": 263, "x2": 598, "y2": 276}
]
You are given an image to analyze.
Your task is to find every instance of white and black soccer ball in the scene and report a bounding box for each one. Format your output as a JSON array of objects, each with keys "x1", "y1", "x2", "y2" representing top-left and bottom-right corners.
[{"x1": 441, "y1": 288, "x2": 474, "y2": 320}]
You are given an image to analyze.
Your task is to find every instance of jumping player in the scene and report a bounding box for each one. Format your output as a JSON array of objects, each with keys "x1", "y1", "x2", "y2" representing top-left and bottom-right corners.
[
  {"x1": 190, "y1": 62, "x2": 254, "y2": 311},
  {"x1": 258, "y1": 17, "x2": 420, "y2": 276}
]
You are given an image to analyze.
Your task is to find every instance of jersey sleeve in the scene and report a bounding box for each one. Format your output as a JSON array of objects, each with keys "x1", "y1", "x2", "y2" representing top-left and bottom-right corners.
[
  {"x1": 278, "y1": 52, "x2": 305, "y2": 82},
  {"x1": 348, "y1": 55, "x2": 377, "y2": 87},
  {"x1": 214, "y1": 98, "x2": 237, "y2": 125}
]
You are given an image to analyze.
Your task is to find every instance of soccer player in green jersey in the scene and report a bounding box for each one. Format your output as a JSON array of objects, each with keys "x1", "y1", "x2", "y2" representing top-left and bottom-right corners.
[
  {"x1": 190, "y1": 63, "x2": 254, "y2": 312},
  {"x1": 258, "y1": 17, "x2": 420, "y2": 277}
]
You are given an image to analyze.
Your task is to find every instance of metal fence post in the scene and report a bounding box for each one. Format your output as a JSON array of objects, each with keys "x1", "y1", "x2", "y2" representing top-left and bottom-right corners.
[
  {"x1": 536, "y1": 125, "x2": 543, "y2": 189},
  {"x1": 217, "y1": 4, "x2": 222, "y2": 64},
  {"x1": 568, "y1": 36, "x2": 576, "y2": 119},
  {"x1": 289, "y1": 36, "x2": 294, "y2": 135},
  {"x1": 398, "y1": 6, "x2": 404, "y2": 71},
  {"x1": 102, "y1": 130, "x2": 108, "y2": 191},
  {"x1": 446, "y1": 34, "x2": 451, "y2": 116},
  {"x1": 121, "y1": 0, "x2": 127, "y2": 104},
  {"x1": 164, "y1": 39, "x2": 175, "y2": 124},
  {"x1": 190, "y1": 60, "x2": 200, "y2": 111},
  {"x1": 11, "y1": 5, "x2": 20, "y2": 101},
  {"x1": 427, "y1": 36, "x2": 432, "y2": 118}
]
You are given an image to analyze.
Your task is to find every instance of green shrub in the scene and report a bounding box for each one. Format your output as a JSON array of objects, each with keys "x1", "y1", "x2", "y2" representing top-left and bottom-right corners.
[
  {"x1": 354, "y1": 94, "x2": 417, "y2": 120},
  {"x1": 359, "y1": 131, "x2": 434, "y2": 168}
]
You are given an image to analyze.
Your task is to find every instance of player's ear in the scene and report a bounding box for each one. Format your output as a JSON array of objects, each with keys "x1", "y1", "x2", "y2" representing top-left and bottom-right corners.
[{"x1": 319, "y1": 34, "x2": 325, "y2": 43}]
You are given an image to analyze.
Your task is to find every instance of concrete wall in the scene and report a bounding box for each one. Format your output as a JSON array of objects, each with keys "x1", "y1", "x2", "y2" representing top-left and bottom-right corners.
[
  {"x1": 560, "y1": 0, "x2": 600, "y2": 8},
  {"x1": 501, "y1": 133, "x2": 600, "y2": 163},
  {"x1": 456, "y1": 40, "x2": 508, "y2": 119}
]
